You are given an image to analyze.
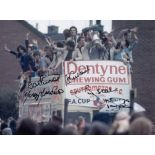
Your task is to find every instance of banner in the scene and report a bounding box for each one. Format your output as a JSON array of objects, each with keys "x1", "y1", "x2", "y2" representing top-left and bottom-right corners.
[
  {"x1": 20, "y1": 75, "x2": 64, "y2": 105},
  {"x1": 19, "y1": 104, "x2": 51, "y2": 122},
  {"x1": 19, "y1": 75, "x2": 64, "y2": 122},
  {"x1": 64, "y1": 61, "x2": 131, "y2": 112}
]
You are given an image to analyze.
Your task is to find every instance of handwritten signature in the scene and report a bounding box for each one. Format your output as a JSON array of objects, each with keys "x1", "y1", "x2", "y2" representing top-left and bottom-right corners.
[
  {"x1": 106, "y1": 102, "x2": 131, "y2": 110},
  {"x1": 28, "y1": 75, "x2": 60, "y2": 89},
  {"x1": 24, "y1": 86, "x2": 64, "y2": 103},
  {"x1": 65, "y1": 67, "x2": 89, "y2": 85},
  {"x1": 83, "y1": 85, "x2": 118, "y2": 97},
  {"x1": 73, "y1": 84, "x2": 130, "y2": 109}
]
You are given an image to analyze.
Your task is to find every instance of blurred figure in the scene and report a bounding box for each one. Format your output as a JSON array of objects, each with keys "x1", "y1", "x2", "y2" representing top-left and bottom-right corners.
[
  {"x1": 16, "y1": 118, "x2": 37, "y2": 135},
  {"x1": 130, "y1": 117, "x2": 153, "y2": 135},
  {"x1": 77, "y1": 36, "x2": 86, "y2": 56},
  {"x1": 39, "y1": 122, "x2": 62, "y2": 135},
  {"x1": 61, "y1": 123, "x2": 78, "y2": 135},
  {"x1": 67, "y1": 26, "x2": 79, "y2": 45},
  {"x1": 0, "y1": 117, "x2": 3, "y2": 128},
  {"x1": 51, "y1": 40, "x2": 82, "y2": 64},
  {"x1": 9, "y1": 119, "x2": 17, "y2": 135},
  {"x1": 0, "y1": 122, "x2": 8, "y2": 135},
  {"x1": 87, "y1": 122, "x2": 109, "y2": 135},
  {"x1": 110, "y1": 111, "x2": 130, "y2": 135},
  {"x1": 130, "y1": 112, "x2": 145, "y2": 123},
  {"x1": 7, "y1": 117, "x2": 14, "y2": 126},
  {"x1": 2, "y1": 127, "x2": 12, "y2": 135},
  {"x1": 83, "y1": 34, "x2": 107, "y2": 60},
  {"x1": 63, "y1": 29, "x2": 70, "y2": 40},
  {"x1": 81, "y1": 124, "x2": 91, "y2": 135},
  {"x1": 51, "y1": 115, "x2": 63, "y2": 127},
  {"x1": 77, "y1": 116, "x2": 86, "y2": 134}
]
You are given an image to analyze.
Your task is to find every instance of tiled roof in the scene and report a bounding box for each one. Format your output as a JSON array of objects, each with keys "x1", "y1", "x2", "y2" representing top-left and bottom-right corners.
[{"x1": 17, "y1": 20, "x2": 45, "y2": 40}]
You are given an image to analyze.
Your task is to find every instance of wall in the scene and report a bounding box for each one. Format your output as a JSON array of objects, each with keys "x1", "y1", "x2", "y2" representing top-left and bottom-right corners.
[
  {"x1": 112, "y1": 20, "x2": 155, "y2": 123},
  {"x1": 0, "y1": 20, "x2": 46, "y2": 91}
]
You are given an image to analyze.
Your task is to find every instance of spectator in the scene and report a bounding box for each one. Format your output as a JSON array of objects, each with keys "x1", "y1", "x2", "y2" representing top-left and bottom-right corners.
[
  {"x1": 63, "y1": 29, "x2": 70, "y2": 40},
  {"x1": 61, "y1": 123, "x2": 78, "y2": 135},
  {"x1": 84, "y1": 34, "x2": 107, "y2": 60},
  {"x1": 0, "y1": 118, "x2": 2, "y2": 129},
  {"x1": 67, "y1": 26, "x2": 79, "y2": 45},
  {"x1": 2, "y1": 127, "x2": 12, "y2": 135},
  {"x1": 77, "y1": 36, "x2": 86, "y2": 53},
  {"x1": 123, "y1": 32, "x2": 138, "y2": 63},
  {"x1": 65, "y1": 40, "x2": 82, "y2": 61},
  {"x1": 81, "y1": 124, "x2": 91, "y2": 135},
  {"x1": 113, "y1": 41, "x2": 128, "y2": 63},
  {"x1": 33, "y1": 51, "x2": 49, "y2": 76},
  {"x1": 16, "y1": 118, "x2": 37, "y2": 135},
  {"x1": 77, "y1": 116, "x2": 86, "y2": 134},
  {"x1": 87, "y1": 122, "x2": 109, "y2": 135},
  {"x1": 0, "y1": 122, "x2": 8, "y2": 135},
  {"x1": 110, "y1": 111, "x2": 130, "y2": 135},
  {"x1": 130, "y1": 112, "x2": 145, "y2": 123},
  {"x1": 39, "y1": 122, "x2": 62, "y2": 135},
  {"x1": 130, "y1": 117, "x2": 153, "y2": 135},
  {"x1": 9, "y1": 119, "x2": 17, "y2": 135},
  {"x1": 50, "y1": 40, "x2": 82, "y2": 74},
  {"x1": 48, "y1": 42, "x2": 64, "y2": 75},
  {"x1": 51, "y1": 115, "x2": 63, "y2": 127},
  {"x1": 1, "y1": 122, "x2": 8, "y2": 130}
]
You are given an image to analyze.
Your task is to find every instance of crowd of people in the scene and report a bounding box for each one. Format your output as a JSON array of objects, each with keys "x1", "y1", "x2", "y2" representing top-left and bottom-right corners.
[
  {"x1": 4, "y1": 25, "x2": 138, "y2": 80},
  {"x1": 0, "y1": 111, "x2": 153, "y2": 135}
]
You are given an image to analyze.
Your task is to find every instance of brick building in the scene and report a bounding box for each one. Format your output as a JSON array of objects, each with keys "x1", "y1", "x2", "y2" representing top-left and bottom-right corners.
[
  {"x1": 112, "y1": 20, "x2": 155, "y2": 123},
  {"x1": 0, "y1": 20, "x2": 46, "y2": 91}
]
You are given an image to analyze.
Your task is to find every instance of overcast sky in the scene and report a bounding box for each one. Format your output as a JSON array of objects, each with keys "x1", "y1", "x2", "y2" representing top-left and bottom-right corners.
[{"x1": 27, "y1": 20, "x2": 112, "y2": 33}]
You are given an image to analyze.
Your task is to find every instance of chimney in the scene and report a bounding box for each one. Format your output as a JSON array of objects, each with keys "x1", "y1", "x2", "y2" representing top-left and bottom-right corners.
[
  {"x1": 36, "y1": 23, "x2": 39, "y2": 30},
  {"x1": 48, "y1": 25, "x2": 59, "y2": 35},
  {"x1": 89, "y1": 20, "x2": 93, "y2": 26},
  {"x1": 96, "y1": 20, "x2": 101, "y2": 25}
]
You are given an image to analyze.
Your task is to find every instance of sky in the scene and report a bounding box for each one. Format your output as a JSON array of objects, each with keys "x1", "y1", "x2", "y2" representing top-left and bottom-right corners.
[{"x1": 27, "y1": 20, "x2": 112, "y2": 33}]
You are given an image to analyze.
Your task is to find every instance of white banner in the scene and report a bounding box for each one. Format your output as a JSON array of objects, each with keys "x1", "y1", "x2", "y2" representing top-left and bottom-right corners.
[
  {"x1": 19, "y1": 75, "x2": 64, "y2": 122},
  {"x1": 64, "y1": 61, "x2": 131, "y2": 112},
  {"x1": 20, "y1": 75, "x2": 64, "y2": 105}
]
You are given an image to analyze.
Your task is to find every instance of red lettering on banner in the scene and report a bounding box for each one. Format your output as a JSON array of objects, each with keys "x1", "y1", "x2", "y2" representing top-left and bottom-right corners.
[
  {"x1": 67, "y1": 61, "x2": 77, "y2": 74},
  {"x1": 110, "y1": 66, "x2": 118, "y2": 74},
  {"x1": 107, "y1": 77, "x2": 127, "y2": 83},
  {"x1": 119, "y1": 66, "x2": 126, "y2": 74},
  {"x1": 100, "y1": 65, "x2": 108, "y2": 76},
  {"x1": 78, "y1": 65, "x2": 86, "y2": 72},
  {"x1": 66, "y1": 62, "x2": 127, "y2": 76}
]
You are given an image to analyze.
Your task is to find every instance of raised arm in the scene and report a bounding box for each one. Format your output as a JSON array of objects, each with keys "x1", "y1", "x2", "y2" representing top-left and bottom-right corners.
[
  {"x1": 32, "y1": 39, "x2": 39, "y2": 50},
  {"x1": 4, "y1": 44, "x2": 18, "y2": 57},
  {"x1": 25, "y1": 32, "x2": 30, "y2": 50},
  {"x1": 73, "y1": 48, "x2": 83, "y2": 61},
  {"x1": 117, "y1": 28, "x2": 129, "y2": 39},
  {"x1": 109, "y1": 29, "x2": 117, "y2": 46},
  {"x1": 130, "y1": 27, "x2": 138, "y2": 33},
  {"x1": 4, "y1": 44, "x2": 11, "y2": 52},
  {"x1": 45, "y1": 36, "x2": 52, "y2": 46}
]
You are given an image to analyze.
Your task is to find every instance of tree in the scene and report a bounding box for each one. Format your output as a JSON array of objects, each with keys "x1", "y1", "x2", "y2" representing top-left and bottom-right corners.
[{"x1": 0, "y1": 90, "x2": 18, "y2": 120}]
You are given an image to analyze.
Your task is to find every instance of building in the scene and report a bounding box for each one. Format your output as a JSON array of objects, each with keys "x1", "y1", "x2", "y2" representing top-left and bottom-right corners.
[
  {"x1": 45, "y1": 25, "x2": 65, "y2": 42},
  {"x1": 0, "y1": 20, "x2": 46, "y2": 91},
  {"x1": 112, "y1": 20, "x2": 155, "y2": 123}
]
